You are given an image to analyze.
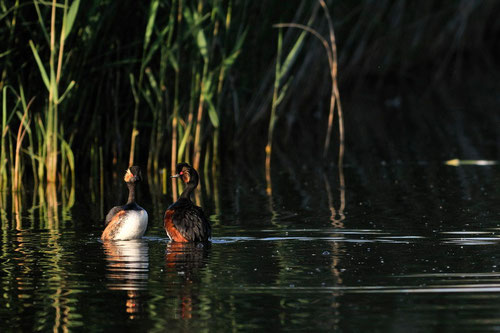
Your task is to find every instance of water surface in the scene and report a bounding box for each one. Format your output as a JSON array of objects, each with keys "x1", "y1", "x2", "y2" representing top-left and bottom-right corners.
[{"x1": 1, "y1": 163, "x2": 499, "y2": 331}]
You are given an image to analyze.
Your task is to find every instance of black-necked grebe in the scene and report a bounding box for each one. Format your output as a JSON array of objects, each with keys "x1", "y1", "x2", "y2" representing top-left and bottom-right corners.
[
  {"x1": 164, "y1": 163, "x2": 211, "y2": 242},
  {"x1": 102, "y1": 166, "x2": 148, "y2": 240}
]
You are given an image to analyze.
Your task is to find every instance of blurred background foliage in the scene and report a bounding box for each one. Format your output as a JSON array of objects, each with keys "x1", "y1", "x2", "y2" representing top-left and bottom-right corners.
[{"x1": 0, "y1": 0, "x2": 499, "y2": 192}]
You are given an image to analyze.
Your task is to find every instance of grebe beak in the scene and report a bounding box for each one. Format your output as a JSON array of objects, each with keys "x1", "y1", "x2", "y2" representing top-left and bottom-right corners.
[{"x1": 170, "y1": 174, "x2": 180, "y2": 178}]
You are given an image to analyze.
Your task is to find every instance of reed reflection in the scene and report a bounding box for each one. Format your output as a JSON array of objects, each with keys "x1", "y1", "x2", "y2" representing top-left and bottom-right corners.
[
  {"x1": 164, "y1": 242, "x2": 210, "y2": 319},
  {"x1": 323, "y1": 171, "x2": 345, "y2": 228},
  {"x1": 102, "y1": 240, "x2": 149, "y2": 319},
  {"x1": 323, "y1": 164, "x2": 346, "y2": 331}
]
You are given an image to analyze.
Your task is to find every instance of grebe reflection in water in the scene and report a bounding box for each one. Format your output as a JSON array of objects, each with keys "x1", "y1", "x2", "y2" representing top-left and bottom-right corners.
[
  {"x1": 102, "y1": 240, "x2": 149, "y2": 319},
  {"x1": 164, "y1": 241, "x2": 210, "y2": 319}
]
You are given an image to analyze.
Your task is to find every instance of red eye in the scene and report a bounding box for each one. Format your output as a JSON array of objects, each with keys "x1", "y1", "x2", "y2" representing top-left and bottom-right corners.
[{"x1": 180, "y1": 171, "x2": 184, "y2": 175}]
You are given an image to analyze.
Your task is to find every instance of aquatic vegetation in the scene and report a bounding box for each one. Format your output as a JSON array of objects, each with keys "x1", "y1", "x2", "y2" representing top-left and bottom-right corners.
[{"x1": 0, "y1": 0, "x2": 497, "y2": 195}]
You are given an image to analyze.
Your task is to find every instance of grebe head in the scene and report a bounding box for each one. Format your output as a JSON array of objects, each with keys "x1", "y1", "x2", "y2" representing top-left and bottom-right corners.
[
  {"x1": 124, "y1": 166, "x2": 143, "y2": 183},
  {"x1": 171, "y1": 163, "x2": 198, "y2": 186}
]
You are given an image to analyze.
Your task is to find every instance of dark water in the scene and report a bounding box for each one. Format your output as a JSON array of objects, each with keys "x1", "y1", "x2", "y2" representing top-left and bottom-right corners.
[{"x1": 1, "y1": 162, "x2": 500, "y2": 331}]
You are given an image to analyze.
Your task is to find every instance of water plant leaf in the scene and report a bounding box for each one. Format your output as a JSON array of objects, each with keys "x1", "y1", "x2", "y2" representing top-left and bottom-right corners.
[
  {"x1": 0, "y1": 49, "x2": 13, "y2": 59},
  {"x1": 223, "y1": 29, "x2": 247, "y2": 68},
  {"x1": 32, "y1": 0, "x2": 50, "y2": 45},
  {"x1": 167, "y1": 51, "x2": 179, "y2": 71},
  {"x1": 50, "y1": 67, "x2": 58, "y2": 102},
  {"x1": 184, "y1": 7, "x2": 210, "y2": 61},
  {"x1": 141, "y1": 86, "x2": 155, "y2": 112},
  {"x1": 196, "y1": 29, "x2": 209, "y2": 61},
  {"x1": 63, "y1": 0, "x2": 80, "y2": 41},
  {"x1": 143, "y1": 37, "x2": 162, "y2": 69},
  {"x1": 57, "y1": 80, "x2": 76, "y2": 104},
  {"x1": 1, "y1": 87, "x2": 6, "y2": 135},
  {"x1": 144, "y1": 0, "x2": 159, "y2": 53},
  {"x1": 145, "y1": 68, "x2": 162, "y2": 103},
  {"x1": 275, "y1": 78, "x2": 292, "y2": 107},
  {"x1": 61, "y1": 138, "x2": 74, "y2": 174},
  {"x1": 28, "y1": 40, "x2": 50, "y2": 91},
  {"x1": 177, "y1": 124, "x2": 192, "y2": 162},
  {"x1": 2, "y1": 86, "x2": 21, "y2": 128},
  {"x1": 279, "y1": 30, "x2": 306, "y2": 79},
  {"x1": 20, "y1": 148, "x2": 43, "y2": 162},
  {"x1": 36, "y1": 113, "x2": 46, "y2": 138},
  {"x1": 206, "y1": 98, "x2": 219, "y2": 128},
  {"x1": 203, "y1": 74, "x2": 213, "y2": 99},
  {"x1": 129, "y1": 73, "x2": 139, "y2": 104},
  {"x1": 183, "y1": 6, "x2": 194, "y2": 26},
  {"x1": 200, "y1": 74, "x2": 219, "y2": 128}
]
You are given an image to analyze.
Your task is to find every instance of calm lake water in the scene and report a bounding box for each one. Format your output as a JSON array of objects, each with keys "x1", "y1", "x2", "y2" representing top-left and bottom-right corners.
[{"x1": 1, "y1": 162, "x2": 499, "y2": 331}]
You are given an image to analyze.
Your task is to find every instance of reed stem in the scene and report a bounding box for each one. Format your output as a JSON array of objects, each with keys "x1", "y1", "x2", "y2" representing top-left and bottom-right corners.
[{"x1": 265, "y1": 30, "x2": 283, "y2": 196}]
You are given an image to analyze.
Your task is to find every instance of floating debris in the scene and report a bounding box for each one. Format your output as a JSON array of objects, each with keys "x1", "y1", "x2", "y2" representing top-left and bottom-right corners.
[{"x1": 445, "y1": 159, "x2": 498, "y2": 166}]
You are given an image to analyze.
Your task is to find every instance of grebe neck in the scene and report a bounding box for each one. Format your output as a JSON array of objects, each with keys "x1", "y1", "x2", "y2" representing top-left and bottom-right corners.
[
  {"x1": 179, "y1": 182, "x2": 197, "y2": 200},
  {"x1": 126, "y1": 182, "x2": 137, "y2": 204}
]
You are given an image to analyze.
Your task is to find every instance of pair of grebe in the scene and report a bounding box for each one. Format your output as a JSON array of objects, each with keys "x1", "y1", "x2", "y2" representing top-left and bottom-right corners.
[{"x1": 101, "y1": 163, "x2": 211, "y2": 242}]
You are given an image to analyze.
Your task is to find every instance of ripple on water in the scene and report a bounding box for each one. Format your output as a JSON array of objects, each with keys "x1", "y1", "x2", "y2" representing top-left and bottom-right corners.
[
  {"x1": 214, "y1": 228, "x2": 427, "y2": 245},
  {"x1": 440, "y1": 230, "x2": 500, "y2": 245}
]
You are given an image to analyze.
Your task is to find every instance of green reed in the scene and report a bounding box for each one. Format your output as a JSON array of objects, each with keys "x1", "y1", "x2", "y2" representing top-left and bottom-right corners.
[
  {"x1": 0, "y1": 86, "x2": 14, "y2": 190},
  {"x1": 30, "y1": 0, "x2": 77, "y2": 188},
  {"x1": 122, "y1": 0, "x2": 246, "y2": 200},
  {"x1": 0, "y1": 0, "x2": 495, "y2": 200},
  {"x1": 274, "y1": 0, "x2": 344, "y2": 163},
  {"x1": 30, "y1": 0, "x2": 77, "y2": 183},
  {"x1": 0, "y1": 0, "x2": 76, "y2": 192},
  {"x1": 265, "y1": 25, "x2": 307, "y2": 194}
]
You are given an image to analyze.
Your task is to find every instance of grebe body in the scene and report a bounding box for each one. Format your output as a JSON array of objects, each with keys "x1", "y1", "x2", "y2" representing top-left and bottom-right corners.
[
  {"x1": 164, "y1": 163, "x2": 211, "y2": 242},
  {"x1": 102, "y1": 166, "x2": 148, "y2": 241}
]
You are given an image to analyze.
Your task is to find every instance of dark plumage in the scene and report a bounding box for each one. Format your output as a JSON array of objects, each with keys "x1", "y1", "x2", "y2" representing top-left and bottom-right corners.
[{"x1": 164, "y1": 163, "x2": 211, "y2": 242}]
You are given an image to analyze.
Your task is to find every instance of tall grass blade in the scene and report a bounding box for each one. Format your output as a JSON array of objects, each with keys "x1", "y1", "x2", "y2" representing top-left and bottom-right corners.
[
  {"x1": 57, "y1": 80, "x2": 75, "y2": 103},
  {"x1": 144, "y1": 0, "x2": 160, "y2": 53},
  {"x1": 265, "y1": 29, "x2": 284, "y2": 196},
  {"x1": 196, "y1": 28, "x2": 209, "y2": 61},
  {"x1": 63, "y1": 0, "x2": 80, "y2": 41},
  {"x1": 32, "y1": 0, "x2": 50, "y2": 44},
  {"x1": 28, "y1": 40, "x2": 50, "y2": 91},
  {"x1": 177, "y1": 124, "x2": 192, "y2": 163}
]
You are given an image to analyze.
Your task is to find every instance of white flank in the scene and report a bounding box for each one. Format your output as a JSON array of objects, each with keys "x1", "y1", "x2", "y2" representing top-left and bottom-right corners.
[{"x1": 114, "y1": 209, "x2": 148, "y2": 240}]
